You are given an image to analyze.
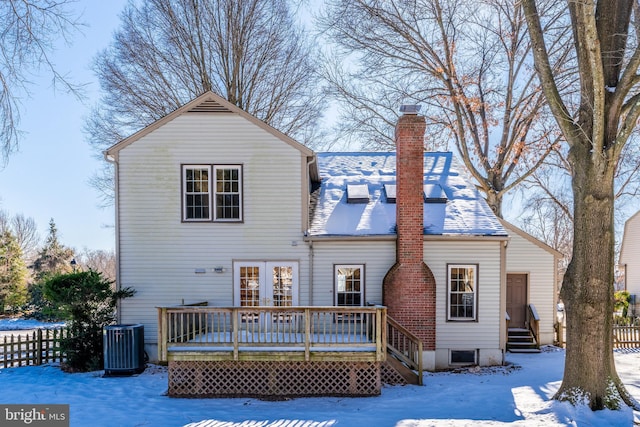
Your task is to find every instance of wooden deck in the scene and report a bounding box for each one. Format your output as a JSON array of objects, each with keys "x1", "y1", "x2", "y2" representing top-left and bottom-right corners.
[
  {"x1": 157, "y1": 305, "x2": 425, "y2": 397},
  {"x1": 157, "y1": 305, "x2": 388, "y2": 363}
]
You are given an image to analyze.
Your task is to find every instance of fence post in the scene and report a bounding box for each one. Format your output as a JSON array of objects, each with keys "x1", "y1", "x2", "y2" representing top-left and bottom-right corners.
[
  {"x1": 17, "y1": 335, "x2": 22, "y2": 367},
  {"x1": 37, "y1": 329, "x2": 43, "y2": 365}
]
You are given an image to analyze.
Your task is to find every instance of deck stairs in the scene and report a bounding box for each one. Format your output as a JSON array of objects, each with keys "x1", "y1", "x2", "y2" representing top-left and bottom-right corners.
[
  {"x1": 385, "y1": 352, "x2": 422, "y2": 385},
  {"x1": 507, "y1": 327, "x2": 540, "y2": 353},
  {"x1": 385, "y1": 315, "x2": 424, "y2": 385}
]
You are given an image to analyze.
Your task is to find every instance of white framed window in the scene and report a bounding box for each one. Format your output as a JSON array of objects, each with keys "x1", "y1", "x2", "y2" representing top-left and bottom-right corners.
[
  {"x1": 182, "y1": 164, "x2": 243, "y2": 222},
  {"x1": 447, "y1": 264, "x2": 478, "y2": 321},
  {"x1": 183, "y1": 165, "x2": 211, "y2": 221},
  {"x1": 214, "y1": 165, "x2": 242, "y2": 221},
  {"x1": 335, "y1": 265, "x2": 364, "y2": 307}
]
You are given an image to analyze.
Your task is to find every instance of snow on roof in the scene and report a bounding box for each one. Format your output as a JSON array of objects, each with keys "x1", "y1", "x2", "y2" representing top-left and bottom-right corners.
[{"x1": 308, "y1": 152, "x2": 507, "y2": 237}]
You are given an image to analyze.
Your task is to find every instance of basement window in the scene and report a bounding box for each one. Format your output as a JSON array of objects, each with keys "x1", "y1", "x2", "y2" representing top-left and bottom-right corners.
[
  {"x1": 347, "y1": 184, "x2": 370, "y2": 204},
  {"x1": 450, "y1": 349, "x2": 477, "y2": 365}
]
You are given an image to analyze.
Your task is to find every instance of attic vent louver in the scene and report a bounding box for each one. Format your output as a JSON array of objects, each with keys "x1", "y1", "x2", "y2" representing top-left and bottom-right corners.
[
  {"x1": 347, "y1": 184, "x2": 370, "y2": 204},
  {"x1": 187, "y1": 99, "x2": 233, "y2": 113},
  {"x1": 384, "y1": 184, "x2": 396, "y2": 203},
  {"x1": 423, "y1": 183, "x2": 448, "y2": 203}
]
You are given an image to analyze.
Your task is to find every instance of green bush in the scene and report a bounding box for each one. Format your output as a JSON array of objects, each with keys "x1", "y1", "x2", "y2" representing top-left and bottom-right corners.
[
  {"x1": 42, "y1": 270, "x2": 135, "y2": 372},
  {"x1": 614, "y1": 290, "x2": 631, "y2": 318}
]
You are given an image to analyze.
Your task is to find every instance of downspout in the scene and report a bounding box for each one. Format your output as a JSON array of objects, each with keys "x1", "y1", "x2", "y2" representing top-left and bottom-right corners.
[
  {"x1": 500, "y1": 238, "x2": 509, "y2": 364},
  {"x1": 306, "y1": 155, "x2": 317, "y2": 306},
  {"x1": 104, "y1": 151, "x2": 121, "y2": 323},
  {"x1": 308, "y1": 239, "x2": 314, "y2": 306}
]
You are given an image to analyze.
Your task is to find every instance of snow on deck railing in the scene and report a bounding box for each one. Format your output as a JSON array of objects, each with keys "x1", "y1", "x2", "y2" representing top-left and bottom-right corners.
[{"x1": 156, "y1": 306, "x2": 387, "y2": 363}]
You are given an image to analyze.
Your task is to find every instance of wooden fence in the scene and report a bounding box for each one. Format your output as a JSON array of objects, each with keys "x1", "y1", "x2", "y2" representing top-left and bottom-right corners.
[
  {"x1": 0, "y1": 328, "x2": 68, "y2": 368},
  {"x1": 613, "y1": 325, "x2": 640, "y2": 349}
]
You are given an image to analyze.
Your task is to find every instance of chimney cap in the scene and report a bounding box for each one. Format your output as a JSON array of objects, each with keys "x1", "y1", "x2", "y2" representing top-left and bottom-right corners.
[{"x1": 399, "y1": 104, "x2": 421, "y2": 115}]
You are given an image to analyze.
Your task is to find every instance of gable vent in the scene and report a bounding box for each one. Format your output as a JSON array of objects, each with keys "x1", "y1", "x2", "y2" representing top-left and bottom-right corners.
[
  {"x1": 423, "y1": 183, "x2": 448, "y2": 203},
  {"x1": 347, "y1": 184, "x2": 370, "y2": 204},
  {"x1": 187, "y1": 99, "x2": 234, "y2": 113}
]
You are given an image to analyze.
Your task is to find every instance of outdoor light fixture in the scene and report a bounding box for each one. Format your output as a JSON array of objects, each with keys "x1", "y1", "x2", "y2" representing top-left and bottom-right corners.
[{"x1": 213, "y1": 266, "x2": 225, "y2": 273}]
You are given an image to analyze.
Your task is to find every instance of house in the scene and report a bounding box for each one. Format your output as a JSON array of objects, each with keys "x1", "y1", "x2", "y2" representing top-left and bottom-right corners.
[
  {"x1": 105, "y1": 91, "x2": 559, "y2": 397},
  {"x1": 620, "y1": 210, "x2": 640, "y2": 316}
]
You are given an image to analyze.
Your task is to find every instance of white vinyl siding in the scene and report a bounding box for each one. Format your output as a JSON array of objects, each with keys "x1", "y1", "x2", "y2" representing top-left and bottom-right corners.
[
  {"x1": 426, "y1": 240, "x2": 503, "y2": 351},
  {"x1": 310, "y1": 239, "x2": 503, "y2": 355},
  {"x1": 620, "y1": 212, "x2": 640, "y2": 300},
  {"x1": 504, "y1": 226, "x2": 558, "y2": 346},
  {"x1": 310, "y1": 241, "x2": 395, "y2": 307},
  {"x1": 116, "y1": 114, "x2": 309, "y2": 348}
]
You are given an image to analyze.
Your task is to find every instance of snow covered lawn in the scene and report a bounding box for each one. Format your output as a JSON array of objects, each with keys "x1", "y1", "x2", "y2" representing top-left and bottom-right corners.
[{"x1": 1, "y1": 346, "x2": 639, "y2": 426}]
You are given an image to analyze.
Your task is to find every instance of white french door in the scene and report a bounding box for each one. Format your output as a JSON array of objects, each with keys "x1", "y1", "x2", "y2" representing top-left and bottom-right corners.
[{"x1": 233, "y1": 261, "x2": 299, "y2": 307}]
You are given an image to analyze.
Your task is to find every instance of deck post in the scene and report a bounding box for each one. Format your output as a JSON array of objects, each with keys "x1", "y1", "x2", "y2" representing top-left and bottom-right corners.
[
  {"x1": 304, "y1": 308, "x2": 311, "y2": 361},
  {"x1": 232, "y1": 308, "x2": 239, "y2": 361},
  {"x1": 157, "y1": 307, "x2": 168, "y2": 362},
  {"x1": 377, "y1": 307, "x2": 387, "y2": 362}
]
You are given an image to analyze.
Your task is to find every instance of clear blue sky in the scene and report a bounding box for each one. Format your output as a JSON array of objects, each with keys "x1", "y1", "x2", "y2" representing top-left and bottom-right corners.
[{"x1": 0, "y1": 1, "x2": 128, "y2": 252}]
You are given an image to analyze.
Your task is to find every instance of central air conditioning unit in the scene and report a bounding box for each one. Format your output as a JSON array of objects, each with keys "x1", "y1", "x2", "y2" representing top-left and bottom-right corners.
[{"x1": 103, "y1": 324, "x2": 146, "y2": 376}]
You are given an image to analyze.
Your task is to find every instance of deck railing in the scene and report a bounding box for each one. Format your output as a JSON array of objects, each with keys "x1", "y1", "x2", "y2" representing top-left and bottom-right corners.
[
  {"x1": 157, "y1": 306, "x2": 387, "y2": 363},
  {"x1": 387, "y1": 316, "x2": 423, "y2": 384},
  {"x1": 527, "y1": 304, "x2": 540, "y2": 349}
]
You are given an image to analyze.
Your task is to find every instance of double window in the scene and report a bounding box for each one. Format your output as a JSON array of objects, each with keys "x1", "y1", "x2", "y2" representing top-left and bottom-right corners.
[
  {"x1": 447, "y1": 264, "x2": 478, "y2": 321},
  {"x1": 182, "y1": 164, "x2": 243, "y2": 222}
]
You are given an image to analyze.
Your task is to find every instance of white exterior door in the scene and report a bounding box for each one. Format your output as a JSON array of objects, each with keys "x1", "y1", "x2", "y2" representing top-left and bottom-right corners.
[{"x1": 234, "y1": 261, "x2": 299, "y2": 307}]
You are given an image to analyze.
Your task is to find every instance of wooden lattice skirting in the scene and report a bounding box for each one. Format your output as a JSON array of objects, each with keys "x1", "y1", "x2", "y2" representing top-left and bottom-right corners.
[
  {"x1": 380, "y1": 361, "x2": 409, "y2": 386},
  {"x1": 168, "y1": 360, "x2": 382, "y2": 398}
]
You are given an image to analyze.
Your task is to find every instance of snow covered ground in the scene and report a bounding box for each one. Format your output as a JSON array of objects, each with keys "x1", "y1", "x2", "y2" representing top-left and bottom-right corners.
[{"x1": 1, "y1": 318, "x2": 638, "y2": 426}]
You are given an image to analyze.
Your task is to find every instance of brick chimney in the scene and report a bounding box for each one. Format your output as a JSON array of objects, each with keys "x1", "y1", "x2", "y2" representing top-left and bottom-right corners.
[{"x1": 383, "y1": 107, "x2": 436, "y2": 350}]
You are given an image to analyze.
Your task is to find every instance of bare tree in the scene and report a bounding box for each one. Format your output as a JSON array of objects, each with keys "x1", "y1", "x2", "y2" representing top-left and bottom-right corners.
[
  {"x1": 10, "y1": 213, "x2": 40, "y2": 261},
  {"x1": 0, "y1": 210, "x2": 40, "y2": 262},
  {"x1": 319, "y1": 0, "x2": 572, "y2": 217},
  {"x1": 76, "y1": 248, "x2": 115, "y2": 282},
  {"x1": 87, "y1": 0, "x2": 324, "y2": 204},
  {"x1": 516, "y1": 134, "x2": 640, "y2": 269},
  {"x1": 522, "y1": 0, "x2": 640, "y2": 410},
  {"x1": 0, "y1": 0, "x2": 82, "y2": 166}
]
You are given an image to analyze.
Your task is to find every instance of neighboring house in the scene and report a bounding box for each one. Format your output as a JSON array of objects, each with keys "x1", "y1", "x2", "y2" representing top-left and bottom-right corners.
[
  {"x1": 620, "y1": 210, "x2": 640, "y2": 316},
  {"x1": 105, "y1": 91, "x2": 559, "y2": 381}
]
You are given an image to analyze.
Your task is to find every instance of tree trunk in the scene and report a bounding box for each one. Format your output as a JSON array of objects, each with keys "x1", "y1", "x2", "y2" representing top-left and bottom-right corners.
[
  {"x1": 555, "y1": 142, "x2": 628, "y2": 410},
  {"x1": 485, "y1": 190, "x2": 503, "y2": 218}
]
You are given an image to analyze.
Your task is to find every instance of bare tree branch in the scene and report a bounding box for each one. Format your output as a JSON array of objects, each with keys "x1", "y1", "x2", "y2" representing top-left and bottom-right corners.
[
  {"x1": 0, "y1": 0, "x2": 83, "y2": 166},
  {"x1": 319, "y1": 0, "x2": 571, "y2": 217}
]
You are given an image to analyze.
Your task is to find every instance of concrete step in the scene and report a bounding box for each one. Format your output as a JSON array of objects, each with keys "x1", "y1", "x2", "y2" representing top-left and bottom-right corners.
[{"x1": 508, "y1": 347, "x2": 541, "y2": 353}]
